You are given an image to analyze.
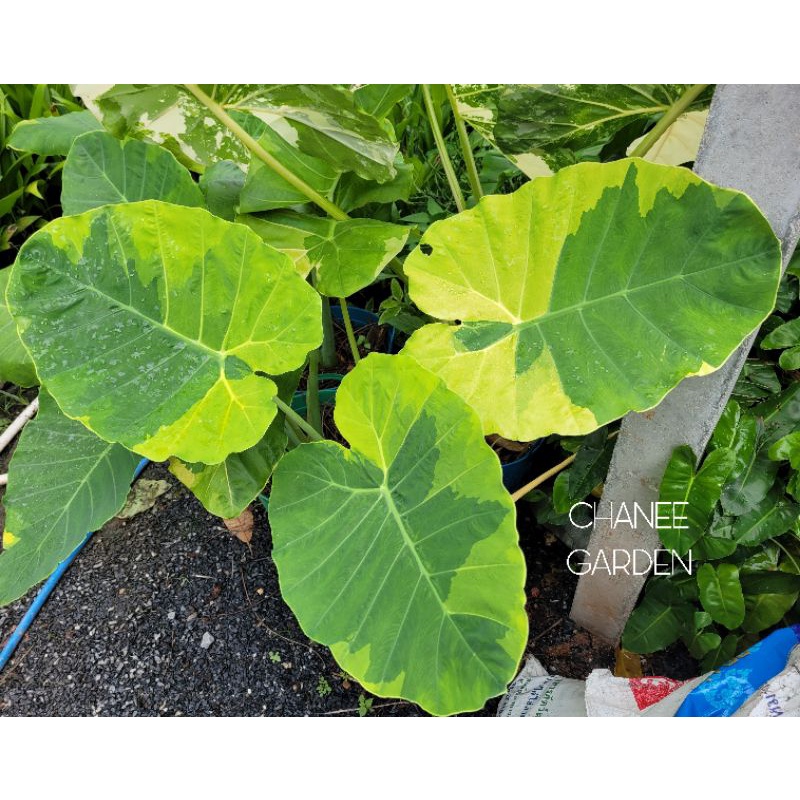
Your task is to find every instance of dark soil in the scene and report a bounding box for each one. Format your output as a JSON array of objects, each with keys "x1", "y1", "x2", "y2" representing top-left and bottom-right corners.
[{"x1": 0, "y1": 400, "x2": 699, "y2": 717}]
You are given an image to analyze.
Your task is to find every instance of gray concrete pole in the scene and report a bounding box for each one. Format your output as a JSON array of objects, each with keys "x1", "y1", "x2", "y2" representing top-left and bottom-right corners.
[{"x1": 569, "y1": 85, "x2": 800, "y2": 644}]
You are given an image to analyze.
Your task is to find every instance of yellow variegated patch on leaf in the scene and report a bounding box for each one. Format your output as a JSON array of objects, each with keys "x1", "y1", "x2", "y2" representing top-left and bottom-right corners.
[
  {"x1": 7, "y1": 201, "x2": 322, "y2": 464},
  {"x1": 402, "y1": 159, "x2": 781, "y2": 441}
]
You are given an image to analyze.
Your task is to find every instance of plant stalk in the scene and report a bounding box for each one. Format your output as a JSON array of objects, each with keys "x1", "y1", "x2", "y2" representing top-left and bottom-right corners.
[
  {"x1": 306, "y1": 348, "x2": 322, "y2": 433},
  {"x1": 319, "y1": 296, "x2": 338, "y2": 369},
  {"x1": 444, "y1": 84, "x2": 482, "y2": 201},
  {"x1": 338, "y1": 299, "x2": 361, "y2": 364},
  {"x1": 284, "y1": 419, "x2": 304, "y2": 448},
  {"x1": 184, "y1": 84, "x2": 350, "y2": 221},
  {"x1": 628, "y1": 84, "x2": 709, "y2": 159},
  {"x1": 421, "y1": 84, "x2": 466, "y2": 213},
  {"x1": 273, "y1": 396, "x2": 324, "y2": 441},
  {"x1": 509, "y1": 430, "x2": 619, "y2": 503}
]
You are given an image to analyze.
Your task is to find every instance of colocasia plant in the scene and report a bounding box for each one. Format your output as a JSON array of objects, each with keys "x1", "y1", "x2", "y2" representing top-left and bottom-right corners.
[{"x1": 0, "y1": 84, "x2": 786, "y2": 714}]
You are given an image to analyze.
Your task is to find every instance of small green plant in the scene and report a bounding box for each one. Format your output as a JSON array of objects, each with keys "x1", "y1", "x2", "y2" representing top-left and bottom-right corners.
[
  {"x1": 316, "y1": 676, "x2": 332, "y2": 698},
  {"x1": 268, "y1": 651, "x2": 281, "y2": 664},
  {"x1": 357, "y1": 694, "x2": 373, "y2": 717}
]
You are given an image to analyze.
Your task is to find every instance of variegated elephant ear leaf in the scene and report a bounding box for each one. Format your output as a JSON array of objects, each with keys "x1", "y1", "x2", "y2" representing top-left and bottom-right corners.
[
  {"x1": 269, "y1": 354, "x2": 527, "y2": 716},
  {"x1": 7, "y1": 201, "x2": 322, "y2": 464},
  {"x1": 402, "y1": 158, "x2": 781, "y2": 442}
]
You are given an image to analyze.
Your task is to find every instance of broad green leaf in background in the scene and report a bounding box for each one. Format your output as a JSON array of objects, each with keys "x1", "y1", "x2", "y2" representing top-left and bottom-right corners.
[
  {"x1": 551, "y1": 428, "x2": 614, "y2": 514},
  {"x1": 334, "y1": 155, "x2": 416, "y2": 213},
  {"x1": 716, "y1": 411, "x2": 777, "y2": 515},
  {"x1": 621, "y1": 592, "x2": 693, "y2": 653},
  {"x1": 761, "y1": 316, "x2": 800, "y2": 370},
  {"x1": 494, "y1": 84, "x2": 713, "y2": 171},
  {"x1": 269, "y1": 354, "x2": 527, "y2": 716},
  {"x1": 752, "y1": 382, "x2": 800, "y2": 447},
  {"x1": 450, "y1": 84, "x2": 552, "y2": 179},
  {"x1": 199, "y1": 160, "x2": 245, "y2": 221},
  {"x1": 75, "y1": 84, "x2": 251, "y2": 167},
  {"x1": 353, "y1": 84, "x2": 413, "y2": 118},
  {"x1": 683, "y1": 629, "x2": 722, "y2": 660},
  {"x1": 0, "y1": 269, "x2": 36, "y2": 386},
  {"x1": 697, "y1": 563, "x2": 745, "y2": 629},
  {"x1": 7, "y1": 201, "x2": 321, "y2": 463},
  {"x1": 625, "y1": 110, "x2": 709, "y2": 166},
  {"x1": 769, "y1": 431, "x2": 800, "y2": 469},
  {"x1": 691, "y1": 513, "x2": 738, "y2": 560},
  {"x1": 241, "y1": 211, "x2": 408, "y2": 297},
  {"x1": 658, "y1": 445, "x2": 735, "y2": 556},
  {"x1": 77, "y1": 84, "x2": 399, "y2": 181},
  {"x1": 168, "y1": 371, "x2": 300, "y2": 518},
  {"x1": 741, "y1": 592, "x2": 798, "y2": 633},
  {"x1": 234, "y1": 84, "x2": 399, "y2": 182},
  {"x1": 237, "y1": 118, "x2": 340, "y2": 213},
  {"x1": 0, "y1": 391, "x2": 140, "y2": 605},
  {"x1": 724, "y1": 488, "x2": 799, "y2": 546},
  {"x1": 61, "y1": 131, "x2": 204, "y2": 215},
  {"x1": 8, "y1": 110, "x2": 102, "y2": 156},
  {"x1": 402, "y1": 159, "x2": 781, "y2": 441}
]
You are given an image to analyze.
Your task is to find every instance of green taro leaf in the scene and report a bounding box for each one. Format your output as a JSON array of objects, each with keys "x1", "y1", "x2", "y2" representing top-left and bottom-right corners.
[
  {"x1": 0, "y1": 269, "x2": 37, "y2": 386},
  {"x1": 622, "y1": 592, "x2": 693, "y2": 653},
  {"x1": 658, "y1": 445, "x2": 735, "y2": 556},
  {"x1": 697, "y1": 563, "x2": 746, "y2": 629},
  {"x1": 7, "y1": 201, "x2": 322, "y2": 464},
  {"x1": 237, "y1": 119, "x2": 340, "y2": 214},
  {"x1": 684, "y1": 629, "x2": 722, "y2": 660},
  {"x1": 168, "y1": 370, "x2": 300, "y2": 518},
  {"x1": 61, "y1": 131, "x2": 204, "y2": 215},
  {"x1": 199, "y1": 160, "x2": 245, "y2": 221},
  {"x1": 494, "y1": 84, "x2": 713, "y2": 171},
  {"x1": 269, "y1": 354, "x2": 527, "y2": 716},
  {"x1": 241, "y1": 211, "x2": 409, "y2": 297},
  {"x1": 402, "y1": 159, "x2": 780, "y2": 441},
  {"x1": 334, "y1": 155, "x2": 416, "y2": 213},
  {"x1": 0, "y1": 391, "x2": 140, "y2": 605},
  {"x1": 753, "y1": 383, "x2": 800, "y2": 447},
  {"x1": 8, "y1": 110, "x2": 102, "y2": 156},
  {"x1": 769, "y1": 432, "x2": 800, "y2": 469}
]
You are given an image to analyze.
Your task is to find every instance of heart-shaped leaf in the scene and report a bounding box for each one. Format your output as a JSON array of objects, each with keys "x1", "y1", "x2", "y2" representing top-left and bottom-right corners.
[
  {"x1": 658, "y1": 445, "x2": 736, "y2": 556},
  {"x1": 269, "y1": 353, "x2": 527, "y2": 715},
  {"x1": 622, "y1": 592, "x2": 693, "y2": 653},
  {"x1": 0, "y1": 391, "x2": 140, "y2": 605},
  {"x1": 241, "y1": 211, "x2": 408, "y2": 297},
  {"x1": 697, "y1": 563, "x2": 745, "y2": 630},
  {"x1": 61, "y1": 131, "x2": 204, "y2": 215},
  {"x1": 7, "y1": 201, "x2": 321, "y2": 463},
  {"x1": 402, "y1": 159, "x2": 781, "y2": 441}
]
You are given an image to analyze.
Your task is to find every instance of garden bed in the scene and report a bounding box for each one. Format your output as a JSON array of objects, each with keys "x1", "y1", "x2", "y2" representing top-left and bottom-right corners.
[{"x1": 0, "y1": 463, "x2": 696, "y2": 716}]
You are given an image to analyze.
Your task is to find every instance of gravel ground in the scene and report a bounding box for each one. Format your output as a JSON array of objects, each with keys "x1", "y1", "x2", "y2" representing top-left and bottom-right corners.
[
  {"x1": 0, "y1": 464, "x2": 425, "y2": 717},
  {"x1": 0, "y1": 464, "x2": 696, "y2": 717}
]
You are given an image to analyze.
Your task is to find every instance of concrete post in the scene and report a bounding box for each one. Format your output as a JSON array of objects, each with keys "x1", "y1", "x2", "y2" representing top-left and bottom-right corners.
[{"x1": 570, "y1": 85, "x2": 800, "y2": 644}]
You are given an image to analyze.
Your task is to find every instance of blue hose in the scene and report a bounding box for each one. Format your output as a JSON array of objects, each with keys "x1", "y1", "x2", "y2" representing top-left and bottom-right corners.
[{"x1": 0, "y1": 457, "x2": 149, "y2": 672}]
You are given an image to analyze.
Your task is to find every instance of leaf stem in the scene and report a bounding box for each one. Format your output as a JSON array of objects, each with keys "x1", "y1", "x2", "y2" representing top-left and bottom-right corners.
[
  {"x1": 184, "y1": 84, "x2": 350, "y2": 221},
  {"x1": 319, "y1": 296, "x2": 338, "y2": 369},
  {"x1": 338, "y1": 299, "x2": 361, "y2": 364},
  {"x1": 306, "y1": 347, "x2": 322, "y2": 432},
  {"x1": 421, "y1": 84, "x2": 465, "y2": 213},
  {"x1": 509, "y1": 430, "x2": 619, "y2": 502},
  {"x1": 628, "y1": 84, "x2": 709, "y2": 159},
  {"x1": 284, "y1": 419, "x2": 305, "y2": 447},
  {"x1": 445, "y1": 84, "x2": 482, "y2": 201},
  {"x1": 273, "y1": 396, "x2": 324, "y2": 441}
]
